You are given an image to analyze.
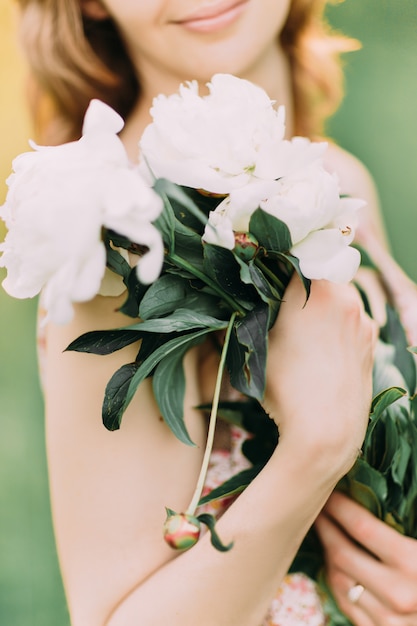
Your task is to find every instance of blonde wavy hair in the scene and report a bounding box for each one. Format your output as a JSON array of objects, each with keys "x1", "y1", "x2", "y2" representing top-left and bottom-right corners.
[{"x1": 16, "y1": 0, "x2": 358, "y2": 143}]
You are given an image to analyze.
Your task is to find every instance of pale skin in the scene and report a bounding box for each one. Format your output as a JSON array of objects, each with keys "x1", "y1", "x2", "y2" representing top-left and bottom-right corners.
[
  {"x1": 42, "y1": 1, "x2": 417, "y2": 624},
  {"x1": 45, "y1": 279, "x2": 376, "y2": 626},
  {"x1": 316, "y1": 493, "x2": 417, "y2": 626}
]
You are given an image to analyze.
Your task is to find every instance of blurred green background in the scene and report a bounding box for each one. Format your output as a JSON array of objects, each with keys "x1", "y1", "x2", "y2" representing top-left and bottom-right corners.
[
  {"x1": 327, "y1": 0, "x2": 417, "y2": 281},
  {"x1": 0, "y1": 1, "x2": 416, "y2": 624},
  {"x1": 0, "y1": 3, "x2": 70, "y2": 626}
]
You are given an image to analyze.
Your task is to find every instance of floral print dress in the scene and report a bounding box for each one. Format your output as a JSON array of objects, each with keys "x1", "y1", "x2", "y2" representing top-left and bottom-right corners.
[{"x1": 198, "y1": 426, "x2": 326, "y2": 626}]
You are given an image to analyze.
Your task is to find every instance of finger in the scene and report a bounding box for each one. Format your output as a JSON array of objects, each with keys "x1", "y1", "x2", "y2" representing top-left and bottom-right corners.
[
  {"x1": 315, "y1": 512, "x2": 387, "y2": 603},
  {"x1": 344, "y1": 579, "x2": 417, "y2": 626},
  {"x1": 317, "y1": 516, "x2": 395, "y2": 625},
  {"x1": 316, "y1": 510, "x2": 417, "y2": 615},
  {"x1": 323, "y1": 491, "x2": 415, "y2": 566},
  {"x1": 325, "y1": 567, "x2": 376, "y2": 626},
  {"x1": 329, "y1": 566, "x2": 417, "y2": 626}
]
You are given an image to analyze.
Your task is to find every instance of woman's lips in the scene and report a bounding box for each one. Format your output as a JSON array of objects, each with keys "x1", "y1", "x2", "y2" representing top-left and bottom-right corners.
[{"x1": 175, "y1": 0, "x2": 248, "y2": 34}]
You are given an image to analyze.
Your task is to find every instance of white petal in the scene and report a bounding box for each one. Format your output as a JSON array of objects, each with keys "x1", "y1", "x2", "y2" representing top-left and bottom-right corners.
[
  {"x1": 292, "y1": 229, "x2": 361, "y2": 283},
  {"x1": 71, "y1": 244, "x2": 106, "y2": 302},
  {"x1": 134, "y1": 228, "x2": 165, "y2": 284},
  {"x1": 203, "y1": 211, "x2": 235, "y2": 249},
  {"x1": 229, "y1": 180, "x2": 281, "y2": 215},
  {"x1": 42, "y1": 270, "x2": 76, "y2": 325},
  {"x1": 82, "y1": 99, "x2": 125, "y2": 136}
]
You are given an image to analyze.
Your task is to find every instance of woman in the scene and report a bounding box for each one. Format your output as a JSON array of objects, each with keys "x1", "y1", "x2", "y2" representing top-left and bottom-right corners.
[{"x1": 14, "y1": 0, "x2": 417, "y2": 624}]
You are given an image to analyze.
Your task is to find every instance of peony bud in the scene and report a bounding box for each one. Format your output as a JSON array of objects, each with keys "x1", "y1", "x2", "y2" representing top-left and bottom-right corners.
[
  {"x1": 234, "y1": 232, "x2": 259, "y2": 261},
  {"x1": 163, "y1": 511, "x2": 201, "y2": 550}
]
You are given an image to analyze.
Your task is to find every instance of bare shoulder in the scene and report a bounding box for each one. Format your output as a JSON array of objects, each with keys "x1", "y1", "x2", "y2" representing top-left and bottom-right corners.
[
  {"x1": 323, "y1": 141, "x2": 389, "y2": 247},
  {"x1": 323, "y1": 141, "x2": 378, "y2": 202}
]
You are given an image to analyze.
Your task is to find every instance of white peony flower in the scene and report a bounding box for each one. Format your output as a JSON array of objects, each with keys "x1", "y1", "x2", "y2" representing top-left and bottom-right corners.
[
  {"x1": 139, "y1": 73, "x2": 328, "y2": 194},
  {"x1": 0, "y1": 99, "x2": 164, "y2": 324},
  {"x1": 260, "y1": 163, "x2": 342, "y2": 242},
  {"x1": 202, "y1": 203, "x2": 236, "y2": 249},
  {"x1": 203, "y1": 159, "x2": 364, "y2": 284},
  {"x1": 262, "y1": 167, "x2": 363, "y2": 282},
  {"x1": 291, "y1": 227, "x2": 361, "y2": 283}
]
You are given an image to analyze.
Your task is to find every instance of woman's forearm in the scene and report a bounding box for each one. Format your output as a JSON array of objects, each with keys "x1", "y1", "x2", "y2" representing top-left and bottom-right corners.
[{"x1": 105, "y1": 442, "x2": 339, "y2": 626}]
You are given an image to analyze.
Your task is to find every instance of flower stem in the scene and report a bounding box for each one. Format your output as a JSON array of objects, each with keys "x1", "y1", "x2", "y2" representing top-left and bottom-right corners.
[
  {"x1": 186, "y1": 311, "x2": 238, "y2": 515},
  {"x1": 169, "y1": 252, "x2": 246, "y2": 316}
]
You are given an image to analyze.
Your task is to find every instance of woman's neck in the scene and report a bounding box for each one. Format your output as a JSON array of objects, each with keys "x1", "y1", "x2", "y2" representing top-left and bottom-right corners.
[
  {"x1": 121, "y1": 42, "x2": 294, "y2": 163},
  {"x1": 241, "y1": 41, "x2": 294, "y2": 137}
]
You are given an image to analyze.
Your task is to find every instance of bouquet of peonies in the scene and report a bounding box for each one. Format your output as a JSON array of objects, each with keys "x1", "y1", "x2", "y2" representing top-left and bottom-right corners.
[{"x1": 1, "y1": 74, "x2": 416, "y2": 623}]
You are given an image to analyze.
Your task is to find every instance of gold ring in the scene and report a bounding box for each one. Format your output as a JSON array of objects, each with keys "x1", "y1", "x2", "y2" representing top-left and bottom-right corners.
[{"x1": 347, "y1": 584, "x2": 365, "y2": 604}]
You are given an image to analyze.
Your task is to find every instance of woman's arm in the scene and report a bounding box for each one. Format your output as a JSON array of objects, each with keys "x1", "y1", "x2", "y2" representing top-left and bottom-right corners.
[
  {"x1": 316, "y1": 492, "x2": 417, "y2": 625},
  {"x1": 44, "y1": 277, "x2": 376, "y2": 626},
  {"x1": 325, "y1": 142, "x2": 417, "y2": 344}
]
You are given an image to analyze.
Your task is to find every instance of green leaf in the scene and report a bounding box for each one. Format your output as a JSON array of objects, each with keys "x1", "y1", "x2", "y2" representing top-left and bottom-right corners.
[
  {"x1": 198, "y1": 465, "x2": 264, "y2": 506},
  {"x1": 236, "y1": 256, "x2": 282, "y2": 305},
  {"x1": 173, "y1": 186, "x2": 222, "y2": 230},
  {"x1": 127, "y1": 309, "x2": 228, "y2": 334},
  {"x1": 165, "y1": 507, "x2": 177, "y2": 519},
  {"x1": 380, "y1": 305, "x2": 417, "y2": 396},
  {"x1": 154, "y1": 180, "x2": 210, "y2": 271},
  {"x1": 171, "y1": 226, "x2": 205, "y2": 273},
  {"x1": 155, "y1": 178, "x2": 209, "y2": 229},
  {"x1": 119, "y1": 266, "x2": 150, "y2": 318},
  {"x1": 249, "y1": 208, "x2": 292, "y2": 253},
  {"x1": 139, "y1": 274, "x2": 220, "y2": 320},
  {"x1": 153, "y1": 338, "x2": 205, "y2": 446},
  {"x1": 384, "y1": 512, "x2": 405, "y2": 535},
  {"x1": 197, "y1": 402, "x2": 245, "y2": 428},
  {"x1": 196, "y1": 513, "x2": 233, "y2": 552},
  {"x1": 67, "y1": 307, "x2": 224, "y2": 358},
  {"x1": 342, "y1": 458, "x2": 387, "y2": 516},
  {"x1": 122, "y1": 328, "x2": 212, "y2": 431},
  {"x1": 278, "y1": 253, "x2": 311, "y2": 303},
  {"x1": 66, "y1": 329, "x2": 142, "y2": 355},
  {"x1": 370, "y1": 386, "x2": 407, "y2": 422},
  {"x1": 153, "y1": 181, "x2": 176, "y2": 248},
  {"x1": 380, "y1": 415, "x2": 400, "y2": 473},
  {"x1": 390, "y1": 436, "x2": 411, "y2": 486},
  {"x1": 227, "y1": 304, "x2": 269, "y2": 401},
  {"x1": 404, "y1": 492, "x2": 417, "y2": 538},
  {"x1": 364, "y1": 412, "x2": 386, "y2": 469},
  {"x1": 342, "y1": 479, "x2": 385, "y2": 519},
  {"x1": 102, "y1": 362, "x2": 139, "y2": 430},
  {"x1": 366, "y1": 384, "x2": 408, "y2": 446},
  {"x1": 203, "y1": 244, "x2": 257, "y2": 310},
  {"x1": 104, "y1": 241, "x2": 131, "y2": 280}
]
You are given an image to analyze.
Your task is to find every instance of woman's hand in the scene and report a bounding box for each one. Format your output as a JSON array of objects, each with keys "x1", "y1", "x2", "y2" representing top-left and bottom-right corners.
[
  {"x1": 316, "y1": 491, "x2": 417, "y2": 625},
  {"x1": 264, "y1": 276, "x2": 377, "y2": 481}
]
